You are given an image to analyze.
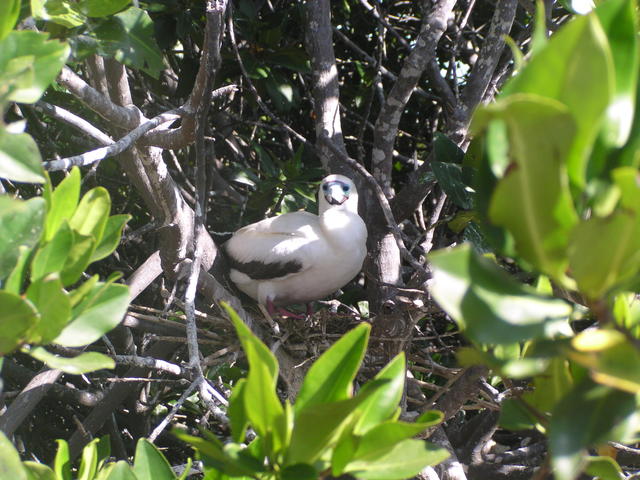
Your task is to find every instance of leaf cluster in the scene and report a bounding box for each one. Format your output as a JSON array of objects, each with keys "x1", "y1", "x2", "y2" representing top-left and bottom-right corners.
[
  {"x1": 428, "y1": 1, "x2": 640, "y2": 478},
  {"x1": 175, "y1": 304, "x2": 448, "y2": 480}
]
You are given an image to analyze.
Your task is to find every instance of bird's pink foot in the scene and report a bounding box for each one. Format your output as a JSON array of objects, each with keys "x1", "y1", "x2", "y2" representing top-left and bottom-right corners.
[{"x1": 266, "y1": 299, "x2": 307, "y2": 320}]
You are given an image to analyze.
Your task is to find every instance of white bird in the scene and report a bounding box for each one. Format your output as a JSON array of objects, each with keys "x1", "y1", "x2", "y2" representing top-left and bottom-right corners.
[{"x1": 224, "y1": 174, "x2": 367, "y2": 317}]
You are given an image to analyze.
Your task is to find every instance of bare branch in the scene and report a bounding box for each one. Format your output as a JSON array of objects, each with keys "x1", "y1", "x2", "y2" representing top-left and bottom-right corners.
[
  {"x1": 58, "y1": 67, "x2": 143, "y2": 128},
  {"x1": 35, "y1": 101, "x2": 113, "y2": 146},
  {"x1": 449, "y1": 0, "x2": 518, "y2": 142},
  {"x1": 371, "y1": 0, "x2": 457, "y2": 196},
  {"x1": 113, "y1": 354, "x2": 191, "y2": 377},
  {"x1": 43, "y1": 109, "x2": 182, "y2": 171}
]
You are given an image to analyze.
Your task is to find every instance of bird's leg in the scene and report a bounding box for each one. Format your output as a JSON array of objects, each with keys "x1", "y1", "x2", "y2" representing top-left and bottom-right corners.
[
  {"x1": 306, "y1": 303, "x2": 314, "y2": 317},
  {"x1": 266, "y1": 298, "x2": 306, "y2": 320}
]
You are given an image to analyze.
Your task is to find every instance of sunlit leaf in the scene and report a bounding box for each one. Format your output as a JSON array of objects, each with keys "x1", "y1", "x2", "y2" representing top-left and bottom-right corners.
[
  {"x1": 0, "y1": 196, "x2": 45, "y2": 279},
  {"x1": 132, "y1": 438, "x2": 176, "y2": 480},
  {"x1": 429, "y1": 244, "x2": 573, "y2": 345},
  {"x1": 549, "y1": 379, "x2": 639, "y2": 480},
  {"x1": 53, "y1": 283, "x2": 129, "y2": 347},
  {"x1": 0, "y1": 129, "x2": 44, "y2": 183},
  {"x1": 29, "y1": 347, "x2": 115, "y2": 374},
  {"x1": 93, "y1": 7, "x2": 164, "y2": 78},
  {"x1": 25, "y1": 273, "x2": 71, "y2": 344},
  {"x1": 480, "y1": 96, "x2": 578, "y2": 283},
  {"x1": 0, "y1": 30, "x2": 70, "y2": 103},
  {"x1": 295, "y1": 323, "x2": 370, "y2": 414}
]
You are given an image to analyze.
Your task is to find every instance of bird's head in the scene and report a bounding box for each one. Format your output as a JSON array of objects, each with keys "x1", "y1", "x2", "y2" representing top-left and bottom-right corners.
[{"x1": 318, "y1": 174, "x2": 359, "y2": 214}]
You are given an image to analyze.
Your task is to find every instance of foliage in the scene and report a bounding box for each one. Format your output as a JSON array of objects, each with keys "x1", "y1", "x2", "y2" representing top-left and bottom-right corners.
[
  {"x1": 2, "y1": 0, "x2": 640, "y2": 477},
  {"x1": 0, "y1": 431, "x2": 189, "y2": 480},
  {"x1": 429, "y1": 1, "x2": 640, "y2": 478},
  {"x1": 0, "y1": 166, "x2": 130, "y2": 373},
  {"x1": 0, "y1": 0, "x2": 130, "y2": 374},
  {"x1": 175, "y1": 304, "x2": 448, "y2": 480}
]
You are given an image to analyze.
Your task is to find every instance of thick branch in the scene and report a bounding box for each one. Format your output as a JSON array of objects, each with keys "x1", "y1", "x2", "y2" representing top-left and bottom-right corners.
[
  {"x1": 371, "y1": 0, "x2": 457, "y2": 196},
  {"x1": 58, "y1": 67, "x2": 142, "y2": 129},
  {"x1": 305, "y1": 0, "x2": 348, "y2": 173}
]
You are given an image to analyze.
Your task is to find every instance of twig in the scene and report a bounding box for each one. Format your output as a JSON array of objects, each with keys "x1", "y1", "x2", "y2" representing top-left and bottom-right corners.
[
  {"x1": 113, "y1": 355, "x2": 191, "y2": 378},
  {"x1": 43, "y1": 109, "x2": 183, "y2": 171},
  {"x1": 148, "y1": 378, "x2": 201, "y2": 442},
  {"x1": 184, "y1": 0, "x2": 229, "y2": 421},
  {"x1": 35, "y1": 101, "x2": 113, "y2": 146}
]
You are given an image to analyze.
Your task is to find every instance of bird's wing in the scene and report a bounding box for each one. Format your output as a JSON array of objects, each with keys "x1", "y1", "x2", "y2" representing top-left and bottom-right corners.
[{"x1": 224, "y1": 212, "x2": 321, "y2": 280}]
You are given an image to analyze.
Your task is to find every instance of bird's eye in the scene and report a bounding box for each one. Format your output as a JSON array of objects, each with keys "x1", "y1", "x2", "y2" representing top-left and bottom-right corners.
[
  {"x1": 342, "y1": 184, "x2": 349, "y2": 193},
  {"x1": 322, "y1": 184, "x2": 329, "y2": 191}
]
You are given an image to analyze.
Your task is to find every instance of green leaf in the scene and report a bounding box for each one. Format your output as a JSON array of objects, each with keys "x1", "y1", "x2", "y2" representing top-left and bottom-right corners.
[
  {"x1": 568, "y1": 211, "x2": 640, "y2": 299},
  {"x1": 350, "y1": 418, "x2": 445, "y2": 466},
  {"x1": 352, "y1": 353, "x2": 406, "y2": 435},
  {"x1": 25, "y1": 273, "x2": 71, "y2": 344},
  {"x1": 0, "y1": 290, "x2": 38, "y2": 355},
  {"x1": 429, "y1": 244, "x2": 573, "y2": 345},
  {"x1": 570, "y1": 329, "x2": 640, "y2": 394},
  {"x1": 431, "y1": 161, "x2": 473, "y2": 210},
  {"x1": 0, "y1": 196, "x2": 45, "y2": 279},
  {"x1": 69, "y1": 187, "x2": 111, "y2": 240},
  {"x1": 0, "y1": 0, "x2": 20, "y2": 41},
  {"x1": 132, "y1": 438, "x2": 176, "y2": 480},
  {"x1": 54, "y1": 439, "x2": 72, "y2": 480},
  {"x1": 91, "y1": 214, "x2": 130, "y2": 262},
  {"x1": 221, "y1": 302, "x2": 286, "y2": 453},
  {"x1": 295, "y1": 323, "x2": 370, "y2": 414},
  {"x1": 0, "y1": 129, "x2": 45, "y2": 183},
  {"x1": 228, "y1": 378, "x2": 249, "y2": 443},
  {"x1": 0, "y1": 30, "x2": 70, "y2": 103},
  {"x1": 79, "y1": 0, "x2": 130, "y2": 17},
  {"x1": 22, "y1": 462, "x2": 56, "y2": 480},
  {"x1": 29, "y1": 347, "x2": 115, "y2": 374},
  {"x1": 530, "y1": 1, "x2": 548, "y2": 56},
  {"x1": 612, "y1": 167, "x2": 640, "y2": 211},
  {"x1": 500, "y1": 13, "x2": 613, "y2": 188},
  {"x1": 94, "y1": 7, "x2": 164, "y2": 78},
  {"x1": 172, "y1": 430, "x2": 261, "y2": 477},
  {"x1": 584, "y1": 456, "x2": 624, "y2": 480},
  {"x1": 59, "y1": 231, "x2": 96, "y2": 286},
  {"x1": 498, "y1": 398, "x2": 538, "y2": 431},
  {"x1": 280, "y1": 463, "x2": 317, "y2": 480},
  {"x1": 53, "y1": 283, "x2": 129, "y2": 347},
  {"x1": 482, "y1": 96, "x2": 578, "y2": 283},
  {"x1": 0, "y1": 431, "x2": 29, "y2": 480},
  {"x1": 103, "y1": 461, "x2": 137, "y2": 480},
  {"x1": 68, "y1": 274, "x2": 100, "y2": 307},
  {"x1": 45, "y1": 167, "x2": 80, "y2": 241},
  {"x1": 522, "y1": 357, "x2": 573, "y2": 414},
  {"x1": 78, "y1": 438, "x2": 99, "y2": 480},
  {"x1": 31, "y1": 222, "x2": 73, "y2": 282},
  {"x1": 332, "y1": 431, "x2": 359, "y2": 476},
  {"x1": 549, "y1": 379, "x2": 639, "y2": 480},
  {"x1": 344, "y1": 439, "x2": 449, "y2": 480},
  {"x1": 5, "y1": 245, "x2": 33, "y2": 294},
  {"x1": 31, "y1": 0, "x2": 85, "y2": 28},
  {"x1": 595, "y1": 0, "x2": 638, "y2": 148},
  {"x1": 286, "y1": 379, "x2": 388, "y2": 466}
]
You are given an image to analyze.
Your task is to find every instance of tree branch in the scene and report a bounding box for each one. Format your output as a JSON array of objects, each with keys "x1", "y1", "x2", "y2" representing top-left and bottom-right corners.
[{"x1": 371, "y1": 0, "x2": 457, "y2": 196}]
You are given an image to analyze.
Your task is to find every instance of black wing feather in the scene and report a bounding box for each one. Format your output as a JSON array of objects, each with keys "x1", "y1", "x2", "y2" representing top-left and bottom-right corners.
[{"x1": 224, "y1": 244, "x2": 303, "y2": 280}]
